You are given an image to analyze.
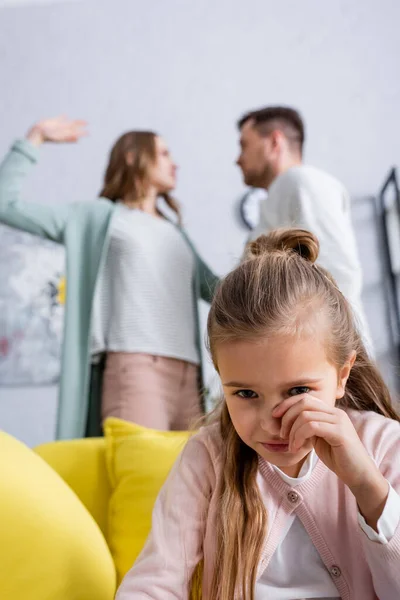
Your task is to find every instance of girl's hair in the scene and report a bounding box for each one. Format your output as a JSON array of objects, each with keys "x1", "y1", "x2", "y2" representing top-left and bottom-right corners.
[
  {"x1": 206, "y1": 227, "x2": 400, "y2": 600},
  {"x1": 99, "y1": 131, "x2": 181, "y2": 223}
]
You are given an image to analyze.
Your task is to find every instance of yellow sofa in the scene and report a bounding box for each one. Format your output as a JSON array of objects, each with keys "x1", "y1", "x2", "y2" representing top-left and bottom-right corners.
[{"x1": 0, "y1": 419, "x2": 190, "y2": 600}]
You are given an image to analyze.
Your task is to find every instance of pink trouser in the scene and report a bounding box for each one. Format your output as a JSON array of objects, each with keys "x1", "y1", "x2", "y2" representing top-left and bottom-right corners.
[{"x1": 101, "y1": 352, "x2": 202, "y2": 431}]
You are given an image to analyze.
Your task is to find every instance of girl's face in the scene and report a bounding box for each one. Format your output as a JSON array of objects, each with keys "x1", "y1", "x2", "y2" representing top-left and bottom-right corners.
[{"x1": 217, "y1": 334, "x2": 351, "y2": 477}]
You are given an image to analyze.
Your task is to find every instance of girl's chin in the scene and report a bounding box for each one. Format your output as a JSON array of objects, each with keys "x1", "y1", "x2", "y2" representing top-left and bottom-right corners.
[{"x1": 260, "y1": 445, "x2": 312, "y2": 466}]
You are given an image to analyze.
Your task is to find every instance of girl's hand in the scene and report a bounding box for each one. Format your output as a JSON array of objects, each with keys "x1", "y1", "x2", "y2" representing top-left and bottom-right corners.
[
  {"x1": 273, "y1": 395, "x2": 389, "y2": 530},
  {"x1": 26, "y1": 116, "x2": 88, "y2": 146},
  {"x1": 274, "y1": 394, "x2": 374, "y2": 487}
]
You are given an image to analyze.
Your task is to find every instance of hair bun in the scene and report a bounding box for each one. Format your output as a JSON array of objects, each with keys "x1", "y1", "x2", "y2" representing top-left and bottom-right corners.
[{"x1": 247, "y1": 228, "x2": 320, "y2": 264}]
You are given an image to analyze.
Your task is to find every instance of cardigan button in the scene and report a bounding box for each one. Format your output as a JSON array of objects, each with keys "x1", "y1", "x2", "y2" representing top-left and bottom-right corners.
[
  {"x1": 330, "y1": 565, "x2": 342, "y2": 578},
  {"x1": 287, "y1": 491, "x2": 299, "y2": 503}
]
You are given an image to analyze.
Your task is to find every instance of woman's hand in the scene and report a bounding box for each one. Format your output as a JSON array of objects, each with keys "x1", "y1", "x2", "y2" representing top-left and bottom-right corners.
[
  {"x1": 27, "y1": 116, "x2": 88, "y2": 146},
  {"x1": 273, "y1": 395, "x2": 389, "y2": 530}
]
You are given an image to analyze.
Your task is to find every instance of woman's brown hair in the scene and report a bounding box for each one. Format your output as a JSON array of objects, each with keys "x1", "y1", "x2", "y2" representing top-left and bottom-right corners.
[
  {"x1": 206, "y1": 227, "x2": 400, "y2": 600},
  {"x1": 99, "y1": 131, "x2": 181, "y2": 223}
]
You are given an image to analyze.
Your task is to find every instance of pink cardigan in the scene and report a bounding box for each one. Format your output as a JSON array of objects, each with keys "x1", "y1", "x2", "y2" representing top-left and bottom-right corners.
[{"x1": 116, "y1": 409, "x2": 400, "y2": 599}]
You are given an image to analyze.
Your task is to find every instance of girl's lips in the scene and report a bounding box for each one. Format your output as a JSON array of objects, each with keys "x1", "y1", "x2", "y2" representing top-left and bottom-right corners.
[{"x1": 261, "y1": 442, "x2": 290, "y2": 453}]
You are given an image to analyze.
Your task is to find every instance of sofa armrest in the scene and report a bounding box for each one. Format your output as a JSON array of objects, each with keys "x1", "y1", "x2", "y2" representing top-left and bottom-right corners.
[{"x1": 0, "y1": 431, "x2": 115, "y2": 600}]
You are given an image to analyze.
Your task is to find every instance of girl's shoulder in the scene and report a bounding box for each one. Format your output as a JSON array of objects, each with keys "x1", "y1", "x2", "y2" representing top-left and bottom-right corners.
[
  {"x1": 167, "y1": 423, "x2": 223, "y2": 497},
  {"x1": 177, "y1": 423, "x2": 223, "y2": 477},
  {"x1": 185, "y1": 422, "x2": 223, "y2": 464},
  {"x1": 347, "y1": 408, "x2": 400, "y2": 463}
]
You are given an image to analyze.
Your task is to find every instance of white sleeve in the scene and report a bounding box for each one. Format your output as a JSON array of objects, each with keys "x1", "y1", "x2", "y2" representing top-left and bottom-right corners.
[
  {"x1": 357, "y1": 422, "x2": 400, "y2": 600},
  {"x1": 358, "y1": 483, "x2": 400, "y2": 544},
  {"x1": 289, "y1": 183, "x2": 376, "y2": 353},
  {"x1": 288, "y1": 185, "x2": 361, "y2": 297}
]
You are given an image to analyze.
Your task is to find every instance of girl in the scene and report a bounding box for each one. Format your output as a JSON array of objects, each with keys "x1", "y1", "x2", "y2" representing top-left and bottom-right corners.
[
  {"x1": 116, "y1": 228, "x2": 400, "y2": 599},
  {"x1": 0, "y1": 117, "x2": 218, "y2": 439}
]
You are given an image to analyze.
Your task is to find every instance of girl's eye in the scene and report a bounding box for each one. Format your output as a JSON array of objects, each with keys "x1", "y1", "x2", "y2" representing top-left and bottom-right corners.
[
  {"x1": 234, "y1": 389, "x2": 258, "y2": 399},
  {"x1": 288, "y1": 386, "x2": 310, "y2": 397}
]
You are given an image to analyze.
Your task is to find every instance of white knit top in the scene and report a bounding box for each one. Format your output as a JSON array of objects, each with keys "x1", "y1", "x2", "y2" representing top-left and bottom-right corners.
[{"x1": 91, "y1": 205, "x2": 199, "y2": 364}]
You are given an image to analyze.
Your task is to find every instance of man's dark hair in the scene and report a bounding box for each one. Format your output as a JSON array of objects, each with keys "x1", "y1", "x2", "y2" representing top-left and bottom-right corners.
[{"x1": 238, "y1": 106, "x2": 305, "y2": 154}]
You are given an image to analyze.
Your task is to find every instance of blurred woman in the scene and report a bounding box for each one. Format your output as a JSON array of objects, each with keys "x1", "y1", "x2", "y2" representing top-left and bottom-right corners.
[{"x1": 0, "y1": 116, "x2": 218, "y2": 438}]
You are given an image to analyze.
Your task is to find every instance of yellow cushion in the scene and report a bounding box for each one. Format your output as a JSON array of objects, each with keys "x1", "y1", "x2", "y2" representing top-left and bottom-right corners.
[
  {"x1": 0, "y1": 431, "x2": 116, "y2": 600},
  {"x1": 104, "y1": 417, "x2": 191, "y2": 583},
  {"x1": 35, "y1": 437, "x2": 110, "y2": 538}
]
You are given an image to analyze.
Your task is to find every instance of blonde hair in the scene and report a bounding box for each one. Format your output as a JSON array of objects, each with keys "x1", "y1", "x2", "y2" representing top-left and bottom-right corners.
[
  {"x1": 99, "y1": 131, "x2": 181, "y2": 223},
  {"x1": 205, "y1": 227, "x2": 399, "y2": 600}
]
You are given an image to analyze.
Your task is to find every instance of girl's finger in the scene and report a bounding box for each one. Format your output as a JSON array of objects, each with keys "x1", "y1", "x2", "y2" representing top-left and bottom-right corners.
[
  {"x1": 291, "y1": 421, "x2": 342, "y2": 453},
  {"x1": 273, "y1": 394, "x2": 331, "y2": 419},
  {"x1": 288, "y1": 411, "x2": 337, "y2": 451},
  {"x1": 279, "y1": 396, "x2": 334, "y2": 439}
]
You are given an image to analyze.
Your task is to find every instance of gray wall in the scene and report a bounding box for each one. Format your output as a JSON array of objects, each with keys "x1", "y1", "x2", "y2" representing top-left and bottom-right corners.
[{"x1": 0, "y1": 0, "x2": 399, "y2": 446}]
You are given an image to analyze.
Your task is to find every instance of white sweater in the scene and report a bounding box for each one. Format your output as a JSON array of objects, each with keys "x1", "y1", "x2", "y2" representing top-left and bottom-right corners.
[
  {"x1": 250, "y1": 165, "x2": 372, "y2": 350},
  {"x1": 91, "y1": 206, "x2": 199, "y2": 364}
]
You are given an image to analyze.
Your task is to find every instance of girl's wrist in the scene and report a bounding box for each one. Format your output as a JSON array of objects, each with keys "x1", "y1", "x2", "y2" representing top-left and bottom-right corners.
[{"x1": 349, "y1": 469, "x2": 389, "y2": 532}]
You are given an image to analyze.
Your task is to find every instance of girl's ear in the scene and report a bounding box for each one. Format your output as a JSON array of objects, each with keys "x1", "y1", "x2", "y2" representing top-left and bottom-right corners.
[{"x1": 336, "y1": 350, "x2": 356, "y2": 399}]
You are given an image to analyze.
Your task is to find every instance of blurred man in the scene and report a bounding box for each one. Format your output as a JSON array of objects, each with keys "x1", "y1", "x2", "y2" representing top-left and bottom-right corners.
[{"x1": 236, "y1": 105, "x2": 372, "y2": 350}]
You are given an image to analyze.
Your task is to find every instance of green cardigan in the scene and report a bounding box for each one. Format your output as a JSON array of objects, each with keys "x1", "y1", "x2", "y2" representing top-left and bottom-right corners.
[{"x1": 0, "y1": 140, "x2": 219, "y2": 440}]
